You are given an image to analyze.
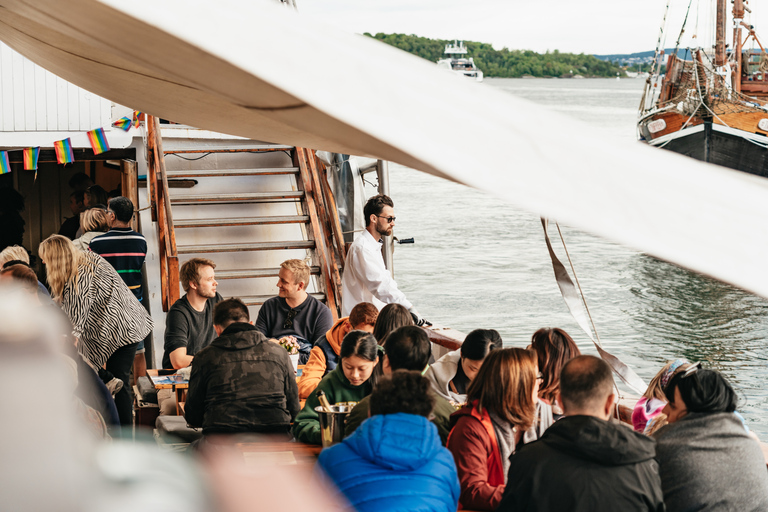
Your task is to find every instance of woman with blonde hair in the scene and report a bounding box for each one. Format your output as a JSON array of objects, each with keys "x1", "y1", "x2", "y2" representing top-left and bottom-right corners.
[
  {"x1": 447, "y1": 348, "x2": 553, "y2": 511},
  {"x1": 72, "y1": 208, "x2": 110, "y2": 251},
  {"x1": 39, "y1": 234, "x2": 152, "y2": 428}
]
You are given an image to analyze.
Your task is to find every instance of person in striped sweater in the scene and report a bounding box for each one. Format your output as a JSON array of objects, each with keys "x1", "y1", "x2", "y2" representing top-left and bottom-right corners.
[{"x1": 89, "y1": 196, "x2": 149, "y2": 383}]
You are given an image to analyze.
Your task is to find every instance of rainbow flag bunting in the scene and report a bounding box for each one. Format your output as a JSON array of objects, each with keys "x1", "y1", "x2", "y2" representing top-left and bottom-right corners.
[
  {"x1": 54, "y1": 138, "x2": 74, "y2": 164},
  {"x1": 23, "y1": 147, "x2": 40, "y2": 171},
  {"x1": 87, "y1": 127, "x2": 110, "y2": 155},
  {"x1": 113, "y1": 116, "x2": 132, "y2": 131},
  {"x1": 0, "y1": 151, "x2": 10, "y2": 175},
  {"x1": 132, "y1": 111, "x2": 142, "y2": 128}
]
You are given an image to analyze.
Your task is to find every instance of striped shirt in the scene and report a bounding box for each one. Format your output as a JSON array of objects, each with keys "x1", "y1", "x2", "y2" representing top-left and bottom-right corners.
[{"x1": 89, "y1": 227, "x2": 147, "y2": 301}]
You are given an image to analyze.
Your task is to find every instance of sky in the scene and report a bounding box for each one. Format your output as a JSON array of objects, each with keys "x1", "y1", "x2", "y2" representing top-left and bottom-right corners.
[{"x1": 296, "y1": 0, "x2": 768, "y2": 55}]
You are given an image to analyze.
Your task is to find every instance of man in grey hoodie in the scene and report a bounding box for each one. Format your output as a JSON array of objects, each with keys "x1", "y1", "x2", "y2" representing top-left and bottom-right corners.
[{"x1": 497, "y1": 355, "x2": 665, "y2": 512}]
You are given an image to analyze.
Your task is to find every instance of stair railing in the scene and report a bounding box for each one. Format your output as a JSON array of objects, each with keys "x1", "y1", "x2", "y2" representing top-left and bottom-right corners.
[
  {"x1": 295, "y1": 147, "x2": 346, "y2": 319},
  {"x1": 146, "y1": 116, "x2": 180, "y2": 312}
]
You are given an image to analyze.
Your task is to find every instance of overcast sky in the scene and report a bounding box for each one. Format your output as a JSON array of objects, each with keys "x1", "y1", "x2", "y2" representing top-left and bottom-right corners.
[{"x1": 296, "y1": 0, "x2": 768, "y2": 55}]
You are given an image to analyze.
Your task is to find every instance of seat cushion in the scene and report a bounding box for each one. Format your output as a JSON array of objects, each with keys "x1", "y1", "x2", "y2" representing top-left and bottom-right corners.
[{"x1": 155, "y1": 415, "x2": 203, "y2": 443}]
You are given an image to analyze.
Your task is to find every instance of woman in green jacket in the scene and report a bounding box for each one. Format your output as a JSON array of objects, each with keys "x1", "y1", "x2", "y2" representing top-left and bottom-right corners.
[{"x1": 293, "y1": 331, "x2": 379, "y2": 444}]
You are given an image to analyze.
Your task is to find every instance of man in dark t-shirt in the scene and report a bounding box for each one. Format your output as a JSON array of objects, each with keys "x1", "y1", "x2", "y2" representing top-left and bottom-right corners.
[
  {"x1": 159, "y1": 257, "x2": 221, "y2": 415},
  {"x1": 255, "y1": 259, "x2": 333, "y2": 364}
]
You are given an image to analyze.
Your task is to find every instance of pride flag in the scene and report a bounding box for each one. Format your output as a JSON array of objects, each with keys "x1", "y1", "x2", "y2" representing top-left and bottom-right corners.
[
  {"x1": 0, "y1": 151, "x2": 10, "y2": 174},
  {"x1": 87, "y1": 127, "x2": 110, "y2": 155},
  {"x1": 54, "y1": 138, "x2": 74, "y2": 164},
  {"x1": 132, "y1": 111, "x2": 142, "y2": 128},
  {"x1": 113, "y1": 116, "x2": 132, "y2": 131},
  {"x1": 23, "y1": 147, "x2": 40, "y2": 170}
]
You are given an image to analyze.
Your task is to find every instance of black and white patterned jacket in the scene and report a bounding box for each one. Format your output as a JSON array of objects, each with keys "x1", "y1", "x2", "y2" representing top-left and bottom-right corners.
[{"x1": 62, "y1": 251, "x2": 153, "y2": 368}]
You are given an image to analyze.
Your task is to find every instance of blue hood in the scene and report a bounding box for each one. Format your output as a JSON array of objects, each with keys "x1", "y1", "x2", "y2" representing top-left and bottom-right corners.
[{"x1": 346, "y1": 413, "x2": 441, "y2": 471}]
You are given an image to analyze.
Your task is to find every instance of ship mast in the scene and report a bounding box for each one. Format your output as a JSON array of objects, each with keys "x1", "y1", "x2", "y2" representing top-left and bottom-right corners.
[
  {"x1": 733, "y1": 0, "x2": 745, "y2": 92},
  {"x1": 715, "y1": 0, "x2": 727, "y2": 67}
]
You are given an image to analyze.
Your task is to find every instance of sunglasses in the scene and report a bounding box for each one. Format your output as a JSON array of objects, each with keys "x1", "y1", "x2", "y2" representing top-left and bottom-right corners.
[
  {"x1": 376, "y1": 215, "x2": 396, "y2": 223},
  {"x1": 681, "y1": 361, "x2": 702, "y2": 379},
  {"x1": 283, "y1": 308, "x2": 298, "y2": 330}
]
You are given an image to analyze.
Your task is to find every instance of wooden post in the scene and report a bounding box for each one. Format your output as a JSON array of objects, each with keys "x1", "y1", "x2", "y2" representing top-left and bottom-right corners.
[
  {"x1": 120, "y1": 160, "x2": 139, "y2": 231},
  {"x1": 715, "y1": 0, "x2": 726, "y2": 67},
  {"x1": 146, "y1": 119, "x2": 158, "y2": 222}
]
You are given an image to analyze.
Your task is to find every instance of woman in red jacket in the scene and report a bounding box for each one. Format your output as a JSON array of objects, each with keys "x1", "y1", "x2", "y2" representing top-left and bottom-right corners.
[{"x1": 447, "y1": 348, "x2": 554, "y2": 511}]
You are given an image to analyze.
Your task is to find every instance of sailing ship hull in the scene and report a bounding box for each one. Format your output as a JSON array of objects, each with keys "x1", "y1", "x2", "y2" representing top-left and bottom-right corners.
[{"x1": 642, "y1": 120, "x2": 768, "y2": 177}]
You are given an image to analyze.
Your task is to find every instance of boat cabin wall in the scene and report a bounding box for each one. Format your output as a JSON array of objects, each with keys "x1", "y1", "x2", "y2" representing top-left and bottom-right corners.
[{"x1": 0, "y1": 42, "x2": 113, "y2": 133}]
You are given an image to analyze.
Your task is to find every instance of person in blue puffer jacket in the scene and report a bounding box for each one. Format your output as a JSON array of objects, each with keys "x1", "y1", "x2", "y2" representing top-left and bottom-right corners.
[{"x1": 316, "y1": 370, "x2": 460, "y2": 512}]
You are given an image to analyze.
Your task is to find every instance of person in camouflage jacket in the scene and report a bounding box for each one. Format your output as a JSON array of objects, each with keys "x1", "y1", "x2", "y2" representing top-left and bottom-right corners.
[{"x1": 185, "y1": 298, "x2": 300, "y2": 434}]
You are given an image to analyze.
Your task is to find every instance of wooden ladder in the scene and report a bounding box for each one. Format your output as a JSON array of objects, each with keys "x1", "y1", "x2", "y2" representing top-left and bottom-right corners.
[{"x1": 146, "y1": 117, "x2": 346, "y2": 320}]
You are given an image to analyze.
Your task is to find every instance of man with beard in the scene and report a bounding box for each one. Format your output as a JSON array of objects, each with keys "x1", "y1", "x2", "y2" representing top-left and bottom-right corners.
[
  {"x1": 159, "y1": 257, "x2": 222, "y2": 415},
  {"x1": 254, "y1": 259, "x2": 333, "y2": 364},
  {"x1": 341, "y1": 194, "x2": 428, "y2": 325}
]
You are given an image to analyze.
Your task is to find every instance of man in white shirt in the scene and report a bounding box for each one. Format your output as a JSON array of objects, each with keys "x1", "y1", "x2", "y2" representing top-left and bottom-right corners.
[{"x1": 341, "y1": 194, "x2": 429, "y2": 325}]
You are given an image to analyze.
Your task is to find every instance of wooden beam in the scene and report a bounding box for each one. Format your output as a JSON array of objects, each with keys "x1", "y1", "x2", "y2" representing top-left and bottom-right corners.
[
  {"x1": 146, "y1": 119, "x2": 159, "y2": 222},
  {"x1": 306, "y1": 151, "x2": 344, "y2": 310},
  {"x1": 295, "y1": 147, "x2": 339, "y2": 320},
  {"x1": 120, "y1": 159, "x2": 139, "y2": 231}
]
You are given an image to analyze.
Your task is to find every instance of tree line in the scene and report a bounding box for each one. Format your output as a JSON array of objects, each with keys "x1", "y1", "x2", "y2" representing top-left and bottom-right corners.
[{"x1": 366, "y1": 33, "x2": 625, "y2": 78}]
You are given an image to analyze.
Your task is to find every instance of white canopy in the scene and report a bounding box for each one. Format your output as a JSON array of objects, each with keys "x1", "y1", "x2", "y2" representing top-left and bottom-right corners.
[{"x1": 1, "y1": 0, "x2": 767, "y2": 298}]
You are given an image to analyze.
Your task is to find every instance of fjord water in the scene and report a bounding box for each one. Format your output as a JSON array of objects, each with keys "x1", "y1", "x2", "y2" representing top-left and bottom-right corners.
[{"x1": 387, "y1": 78, "x2": 768, "y2": 436}]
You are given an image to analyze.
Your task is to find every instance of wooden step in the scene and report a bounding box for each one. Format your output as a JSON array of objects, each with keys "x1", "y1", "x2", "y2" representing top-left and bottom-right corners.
[
  {"x1": 216, "y1": 266, "x2": 321, "y2": 280},
  {"x1": 174, "y1": 215, "x2": 310, "y2": 228},
  {"x1": 170, "y1": 191, "x2": 303, "y2": 205},
  {"x1": 166, "y1": 167, "x2": 300, "y2": 178},
  {"x1": 163, "y1": 143, "x2": 293, "y2": 154},
  {"x1": 241, "y1": 293, "x2": 326, "y2": 306},
  {"x1": 178, "y1": 240, "x2": 315, "y2": 254}
]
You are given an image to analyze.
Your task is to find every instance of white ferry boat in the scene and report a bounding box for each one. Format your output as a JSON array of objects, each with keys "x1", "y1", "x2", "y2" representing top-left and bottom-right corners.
[{"x1": 436, "y1": 41, "x2": 484, "y2": 82}]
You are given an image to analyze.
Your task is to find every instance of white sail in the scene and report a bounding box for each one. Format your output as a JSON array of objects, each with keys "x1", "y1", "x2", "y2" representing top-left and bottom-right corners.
[{"x1": 1, "y1": 0, "x2": 767, "y2": 298}]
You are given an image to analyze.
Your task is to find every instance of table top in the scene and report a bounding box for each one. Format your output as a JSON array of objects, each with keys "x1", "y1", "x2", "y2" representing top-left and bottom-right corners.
[{"x1": 147, "y1": 369, "x2": 189, "y2": 389}]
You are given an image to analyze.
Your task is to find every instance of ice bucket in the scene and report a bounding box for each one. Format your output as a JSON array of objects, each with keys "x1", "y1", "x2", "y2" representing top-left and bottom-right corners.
[{"x1": 315, "y1": 404, "x2": 355, "y2": 447}]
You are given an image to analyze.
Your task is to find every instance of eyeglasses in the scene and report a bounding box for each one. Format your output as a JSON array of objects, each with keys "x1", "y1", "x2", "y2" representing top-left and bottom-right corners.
[
  {"x1": 376, "y1": 215, "x2": 396, "y2": 223},
  {"x1": 283, "y1": 308, "x2": 298, "y2": 330}
]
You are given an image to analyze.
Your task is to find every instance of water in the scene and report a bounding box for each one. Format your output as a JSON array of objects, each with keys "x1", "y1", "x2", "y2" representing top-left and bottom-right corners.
[{"x1": 382, "y1": 77, "x2": 768, "y2": 437}]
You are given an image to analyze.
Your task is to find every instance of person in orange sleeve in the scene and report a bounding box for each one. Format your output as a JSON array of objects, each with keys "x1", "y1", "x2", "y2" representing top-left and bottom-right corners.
[{"x1": 297, "y1": 302, "x2": 378, "y2": 400}]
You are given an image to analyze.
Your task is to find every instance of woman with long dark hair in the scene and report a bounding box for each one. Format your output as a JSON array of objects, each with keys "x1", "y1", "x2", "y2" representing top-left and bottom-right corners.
[
  {"x1": 293, "y1": 330, "x2": 379, "y2": 445},
  {"x1": 446, "y1": 348, "x2": 554, "y2": 511},
  {"x1": 655, "y1": 366, "x2": 768, "y2": 511},
  {"x1": 529, "y1": 327, "x2": 580, "y2": 416},
  {"x1": 372, "y1": 303, "x2": 414, "y2": 344},
  {"x1": 426, "y1": 329, "x2": 502, "y2": 403}
]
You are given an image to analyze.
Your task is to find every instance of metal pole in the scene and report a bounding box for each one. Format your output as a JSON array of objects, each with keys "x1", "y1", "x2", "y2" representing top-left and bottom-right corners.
[{"x1": 376, "y1": 159, "x2": 394, "y2": 277}]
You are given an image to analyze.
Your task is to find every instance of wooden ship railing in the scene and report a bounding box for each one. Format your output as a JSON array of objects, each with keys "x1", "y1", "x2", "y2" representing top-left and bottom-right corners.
[{"x1": 146, "y1": 115, "x2": 180, "y2": 312}]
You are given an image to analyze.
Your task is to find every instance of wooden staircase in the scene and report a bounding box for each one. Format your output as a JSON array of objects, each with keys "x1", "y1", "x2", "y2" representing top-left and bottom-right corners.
[{"x1": 145, "y1": 117, "x2": 345, "y2": 320}]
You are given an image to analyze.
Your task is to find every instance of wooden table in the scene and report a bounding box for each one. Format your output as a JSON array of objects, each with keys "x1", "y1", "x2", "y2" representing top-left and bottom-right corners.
[{"x1": 147, "y1": 369, "x2": 189, "y2": 415}]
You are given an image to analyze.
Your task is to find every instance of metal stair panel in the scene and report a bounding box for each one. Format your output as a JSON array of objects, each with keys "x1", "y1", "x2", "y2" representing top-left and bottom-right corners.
[
  {"x1": 167, "y1": 174, "x2": 298, "y2": 197},
  {"x1": 174, "y1": 222, "x2": 307, "y2": 248},
  {"x1": 173, "y1": 215, "x2": 310, "y2": 228},
  {"x1": 166, "y1": 167, "x2": 300, "y2": 178}
]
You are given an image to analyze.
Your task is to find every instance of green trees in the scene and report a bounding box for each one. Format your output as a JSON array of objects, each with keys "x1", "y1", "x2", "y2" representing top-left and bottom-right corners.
[{"x1": 365, "y1": 33, "x2": 624, "y2": 78}]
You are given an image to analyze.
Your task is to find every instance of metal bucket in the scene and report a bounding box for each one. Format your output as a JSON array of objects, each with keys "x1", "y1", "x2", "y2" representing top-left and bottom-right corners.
[{"x1": 315, "y1": 404, "x2": 355, "y2": 447}]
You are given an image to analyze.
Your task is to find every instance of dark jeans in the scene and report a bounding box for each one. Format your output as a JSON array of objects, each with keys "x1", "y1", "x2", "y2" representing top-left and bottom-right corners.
[{"x1": 106, "y1": 342, "x2": 139, "y2": 428}]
